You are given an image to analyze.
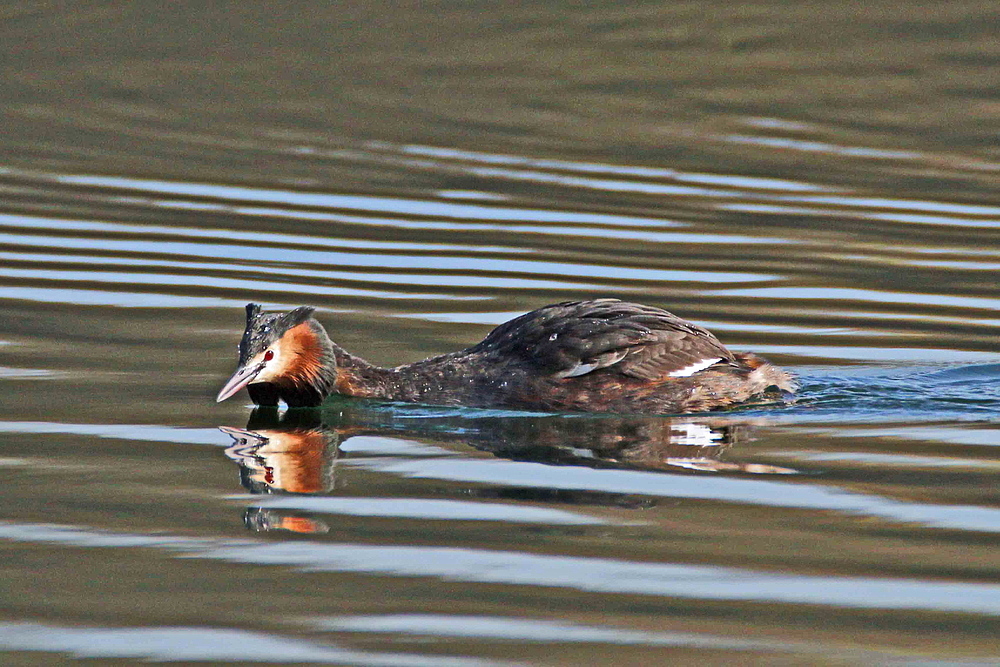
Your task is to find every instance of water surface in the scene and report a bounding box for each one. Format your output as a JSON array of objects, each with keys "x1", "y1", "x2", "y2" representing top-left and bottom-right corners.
[{"x1": 2, "y1": 3, "x2": 1000, "y2": 664}]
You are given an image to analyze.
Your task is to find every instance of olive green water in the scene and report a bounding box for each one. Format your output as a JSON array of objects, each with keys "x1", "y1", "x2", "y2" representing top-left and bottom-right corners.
[{"x1": 2, "y1": 2, "x2": 1000, "y2": 664}]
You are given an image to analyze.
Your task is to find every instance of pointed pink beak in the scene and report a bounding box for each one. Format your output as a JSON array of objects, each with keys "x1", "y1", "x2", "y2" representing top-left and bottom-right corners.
[{"x1": 216, "y1": 361, "x2": 265, "y2": 402}]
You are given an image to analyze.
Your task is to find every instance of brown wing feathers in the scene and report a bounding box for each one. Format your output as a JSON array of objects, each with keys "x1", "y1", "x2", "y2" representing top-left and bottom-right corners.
[{"x1": 474, "y1": 299, "x2": 735, "y2": 380}]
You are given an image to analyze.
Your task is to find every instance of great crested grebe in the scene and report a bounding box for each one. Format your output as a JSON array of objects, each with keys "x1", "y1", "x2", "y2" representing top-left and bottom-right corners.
[{"x1": 216, "y1": 299, "x2": 796, "y2": 413}]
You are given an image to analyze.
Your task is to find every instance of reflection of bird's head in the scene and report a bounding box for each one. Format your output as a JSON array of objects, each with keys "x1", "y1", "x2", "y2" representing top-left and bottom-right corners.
[{"x1": 220, "y1": 424, "x2": 339, "y2": 494}]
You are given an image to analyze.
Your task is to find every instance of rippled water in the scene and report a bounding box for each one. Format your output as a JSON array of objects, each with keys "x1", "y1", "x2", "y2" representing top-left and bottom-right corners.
[{"x1": 2, "y1": 3, "x2": 1000, "y2": 664}]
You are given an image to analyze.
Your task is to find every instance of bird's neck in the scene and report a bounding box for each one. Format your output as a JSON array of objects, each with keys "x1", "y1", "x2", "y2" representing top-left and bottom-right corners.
[
  {"x1": 266, "y1": 324, "x2": 455, "y2": 406},
  {"x1": 328, "y1": 342, "x2": 396, "y2": 399}
]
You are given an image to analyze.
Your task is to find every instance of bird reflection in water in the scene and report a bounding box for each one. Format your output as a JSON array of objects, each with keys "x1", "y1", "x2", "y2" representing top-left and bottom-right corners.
[
  {"x1": 220, "y1": 402, "x2": 795, "y2": 533},
  {"x1": 221, "y1": 422, "x2": 337, "y2": 534}
]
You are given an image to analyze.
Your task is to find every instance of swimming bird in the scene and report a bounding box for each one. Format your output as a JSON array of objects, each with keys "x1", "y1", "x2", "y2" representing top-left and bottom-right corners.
[{"x1": 216, "y1": 299, "x2": 796, "y2": 413}]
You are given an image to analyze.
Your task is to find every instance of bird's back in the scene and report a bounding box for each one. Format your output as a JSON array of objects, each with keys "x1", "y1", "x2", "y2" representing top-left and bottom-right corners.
[{"x1": 393, "y1": 299, "x2": 793, "y2": 413}]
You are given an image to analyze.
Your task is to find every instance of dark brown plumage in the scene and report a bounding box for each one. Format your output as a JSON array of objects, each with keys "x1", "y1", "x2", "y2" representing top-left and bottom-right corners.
[{"x1": 217, "y1": 299, "x2": 796, "y2": 413}]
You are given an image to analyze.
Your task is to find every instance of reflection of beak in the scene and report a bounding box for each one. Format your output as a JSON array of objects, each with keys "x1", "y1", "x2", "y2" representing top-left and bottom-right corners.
[
  {"x1": 218, "y1": 425, "x2": 262, "y2": 440},
  {"x1": 219, "y1": 425, "x2": 270, "y2": 461},
  {"x1": 219, "y1": 425, "x2": 269, "y2": 446},
  {"x1": 216, "y1": 362, "x2": 265, "y2": 402}
]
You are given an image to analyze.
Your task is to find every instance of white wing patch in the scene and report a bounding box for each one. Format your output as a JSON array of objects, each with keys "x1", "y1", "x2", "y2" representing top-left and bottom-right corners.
[
  {"x1": 667, "y1": 357, "x2": 722, "y2": 378},
  {"x1": 560, "y1": 362, "x2": 599, "y2": 378},
  {"x1": 557, "y1": 349, "x2": 629, "y2": 378}
]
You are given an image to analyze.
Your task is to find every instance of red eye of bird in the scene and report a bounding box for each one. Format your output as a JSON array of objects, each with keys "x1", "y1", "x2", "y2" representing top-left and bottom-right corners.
[{"x1": 264, "y1": 350, "x2": 274, "y2": 362}]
